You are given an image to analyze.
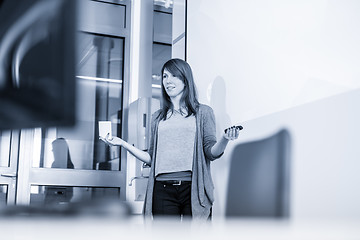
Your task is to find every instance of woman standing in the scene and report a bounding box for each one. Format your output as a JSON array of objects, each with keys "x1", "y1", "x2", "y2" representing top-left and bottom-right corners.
[{"x1": 101, "y1": 59, "x2": 240, "y2": 220}]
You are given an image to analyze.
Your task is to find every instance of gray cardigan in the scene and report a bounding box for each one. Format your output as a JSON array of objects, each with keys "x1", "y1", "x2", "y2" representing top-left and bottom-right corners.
[{"x1": 144, "y1": 104, "x2": 222, "y2": 220}]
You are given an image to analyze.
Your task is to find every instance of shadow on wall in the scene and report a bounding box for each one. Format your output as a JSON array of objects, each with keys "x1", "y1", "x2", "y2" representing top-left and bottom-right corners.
[
  {"x1": 226, "y1": 129, "x2": 291, "y2": 218},
  {"x1": 209, "y1": 76, "x2": 231, "y2": 139}
]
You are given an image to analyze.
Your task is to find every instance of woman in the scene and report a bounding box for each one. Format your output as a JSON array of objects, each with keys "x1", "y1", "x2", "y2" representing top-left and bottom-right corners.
[{"x1": 102, "y1": 59, "x2": 240, "y2": 220}]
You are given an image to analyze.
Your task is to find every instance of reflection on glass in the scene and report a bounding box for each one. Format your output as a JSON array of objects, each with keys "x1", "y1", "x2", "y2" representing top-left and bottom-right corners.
[
  {"x1": 50, "y1": 138, "x2": 74, "y2": 169},
  {"x1": 152, "y1": 43, "x2": 171, "y2": 101},
  {"x1": 0, "y1": 131, "x2": 11, "y2": 167},
  {"x1": 30, "y1": 185, "x2": 120, "y2": 206},
  {"x1": 0, "y1": 185, "x2": 8, "y2": 205},
  {"x1": 77, "y1": 32, "x2": 124, "y2": 79},
  {"x1": 44, "y1": 186, "x2": 73, "y2": 206},
  {"x1": 41, "y1": 138, "x2": 76, "y2": 205},
  {"x1": 152, "y1": 43, "x2": 171, "y2": 84},
  {"x1": 32, "y1": 32, "x2": 124, "y2": 171}
]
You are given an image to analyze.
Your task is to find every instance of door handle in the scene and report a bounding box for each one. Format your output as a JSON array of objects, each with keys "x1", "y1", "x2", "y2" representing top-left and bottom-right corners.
[{"x1": 1, "y1": 173, "x2": 17, "y2": 178}]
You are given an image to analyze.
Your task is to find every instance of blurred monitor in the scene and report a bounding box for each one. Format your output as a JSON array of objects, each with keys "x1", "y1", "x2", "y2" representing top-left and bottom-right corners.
[
  {"x1": 0, "y1": 0, "x2": 76, "y2": 129},
  {"x1": 226, "y1": 129, "x2": 291, "y2": 218}
]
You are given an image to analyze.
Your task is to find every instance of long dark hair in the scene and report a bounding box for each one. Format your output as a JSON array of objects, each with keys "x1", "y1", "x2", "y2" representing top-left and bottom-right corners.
[{"x1": 159, "y1": 58, "x2": 199, "y2": 121}]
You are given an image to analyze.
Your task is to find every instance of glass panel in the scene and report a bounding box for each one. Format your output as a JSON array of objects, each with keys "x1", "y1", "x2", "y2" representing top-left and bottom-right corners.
[
  {"x1": 0, "y1": 185, "x2": 8, "y2": 205},
  {"x1": 152, "y1": 43, "x2": 171, "y2": 100},
  {"x1": 32, "y1": 33, "x2": 124, "y2": 170},
  {"x1": 79, "y1": 1, "x2": 126, "y2": 29},
  {"x1": 77, "y1": 32, "x2": 124, "y2": 79},
  {"x1": 152, "y1": 43, "x2": 171, "y2": 85},
  {"x1": 153, "y1": 10, "x2": 172, "y2": 43},
  {"x1": 0, "y1": 131, "x2": 11, "y2": 167},
  {"x1": 30, "y1": 185, "x2": 120, "y2": 206}
]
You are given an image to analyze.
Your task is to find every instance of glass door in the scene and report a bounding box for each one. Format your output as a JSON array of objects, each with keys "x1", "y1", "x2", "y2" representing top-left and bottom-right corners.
[
  {"x1": 0, "y1": 130, "x2": 19, "y2": 205},
  {"x1": 10, "y1": 0, "x2": 131, "y2": 207}
]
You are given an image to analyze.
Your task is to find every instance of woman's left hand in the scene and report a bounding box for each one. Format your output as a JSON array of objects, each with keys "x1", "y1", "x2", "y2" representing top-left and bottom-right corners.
[{"x1": 223, "y1": 126, "x2": 241, "y2": 140}]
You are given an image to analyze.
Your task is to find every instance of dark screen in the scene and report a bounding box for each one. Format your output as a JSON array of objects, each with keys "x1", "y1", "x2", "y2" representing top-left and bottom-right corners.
[{"x1": 0, "y1": 0, "x2": 76, "y2": 129}]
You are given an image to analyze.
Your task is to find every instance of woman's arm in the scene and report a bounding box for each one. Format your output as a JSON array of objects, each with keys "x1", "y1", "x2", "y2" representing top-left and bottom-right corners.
[
  {"x1": 211, "y1": 126, "x2": 240, "y2": 158},
  {"x1": 100, "y1": 135, "x2": 151, "y2": 165}
]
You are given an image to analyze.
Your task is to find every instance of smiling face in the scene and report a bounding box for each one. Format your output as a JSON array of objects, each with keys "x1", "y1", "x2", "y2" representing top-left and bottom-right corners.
[
  {"x1": 158, "y1": 59, "x2": 199, "y2": 120},
  {"x1": 162, "y1": 68, "x2": 185, "y2": 100}
]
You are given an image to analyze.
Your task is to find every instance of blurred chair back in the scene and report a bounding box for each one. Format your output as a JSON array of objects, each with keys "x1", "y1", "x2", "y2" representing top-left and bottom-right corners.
[{"x1": 225, "y1": 129, "x2": 291, "y2": 218}]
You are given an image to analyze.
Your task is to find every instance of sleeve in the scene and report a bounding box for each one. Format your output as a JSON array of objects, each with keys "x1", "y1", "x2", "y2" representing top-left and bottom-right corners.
[
  {"x1": 145, "y1": 111, "x2": 160, "y2": 167},
  {"x1": 202, "y1": 106, "x2": 224, "y2": 161}
]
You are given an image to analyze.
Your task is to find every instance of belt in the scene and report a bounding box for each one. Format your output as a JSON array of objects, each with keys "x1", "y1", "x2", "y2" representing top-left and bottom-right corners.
[{"x1": 156, "y1": 180, "x2": 191, "y2": 186}]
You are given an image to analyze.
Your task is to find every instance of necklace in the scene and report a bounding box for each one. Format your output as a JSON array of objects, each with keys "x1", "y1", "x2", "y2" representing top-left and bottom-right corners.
[
  {"x1": 172, "y1": 107, "x2": 188, "y2": 116},
  {"x1": 166, "y1": 108, "x2": 186, "y2": 119},
  {"x1": 173, "y1": 109, "x2": 183, "y2": 115}
]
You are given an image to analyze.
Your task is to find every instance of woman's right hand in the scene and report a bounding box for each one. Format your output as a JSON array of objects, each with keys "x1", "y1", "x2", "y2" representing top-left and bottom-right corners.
[
  {"x1": 100, "y1": 133, "x2": 124, "y2": 146},
  {"x1": 100, "y1": 133, "x2": 151, "y2": 165}
]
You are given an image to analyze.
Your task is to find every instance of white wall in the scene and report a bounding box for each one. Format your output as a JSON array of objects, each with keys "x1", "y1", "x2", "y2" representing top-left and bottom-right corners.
[
  {"x1": 188, "y1": 0, "x2": 360, "y2": 122},
  {"x1": 187, "y1": 0, "x2": 360, "y2": 220}
]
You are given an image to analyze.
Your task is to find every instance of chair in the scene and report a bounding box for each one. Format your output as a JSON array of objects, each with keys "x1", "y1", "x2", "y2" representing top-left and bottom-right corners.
[{"x1": 225, "y1": 129, "x2": 291, "y2": 218}]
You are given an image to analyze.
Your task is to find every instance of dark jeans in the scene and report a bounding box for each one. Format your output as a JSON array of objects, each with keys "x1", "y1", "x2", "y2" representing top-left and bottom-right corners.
[{"x1": 152, "y1": 181, "x2": 192, "y2": 219}]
